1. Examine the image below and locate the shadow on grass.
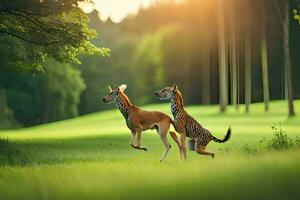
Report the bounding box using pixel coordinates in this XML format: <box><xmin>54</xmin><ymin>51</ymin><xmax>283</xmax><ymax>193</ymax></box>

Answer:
<box><xmin>0</xmin><ymin>138</ymin><xmax>29</xmax><ymax>165</ymax></box>
<box><xmin>0</xmin><ymin>135</ymin><xmax>137</xmax><ymax>166</ymax></box>
<box><xmin>0</xmin><ymin>134</ymin><xmax>166</xmax><ymax>166</ymax></box>
<box><xmin>2</xmin><ymin>125</ymin><xmax>299</xmax><ymax>167</ymax></box>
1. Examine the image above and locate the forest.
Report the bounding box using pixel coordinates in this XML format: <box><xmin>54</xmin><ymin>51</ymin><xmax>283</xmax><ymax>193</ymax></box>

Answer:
<box><xmin>0</xmin><ymin>0</ymin><xmax>299</xmax><ymax>128</ymax></box>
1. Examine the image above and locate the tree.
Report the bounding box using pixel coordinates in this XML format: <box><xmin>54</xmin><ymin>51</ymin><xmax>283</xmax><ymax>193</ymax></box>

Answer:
<box><xmin>78</xmin><ymin>12</ymin><xmax>139</xmax><ymax>114</ymax></box>
<box><xmin>42</xmin><ymin>60</ymin><xmax>86</xmax><ymax>122</ymax></box>
<box><xmin>0</xmin><ymin>59</ymin><xmax>86</xmax><ymax>126</ymax></box>
<box><xmin>198</xmin><ymin>1</ymin><xmax>213</xmax><ymax>105</ymax></box>
<box><xmin>217</xmin><ymin>0</ymin><xmax>228</xmax><ymax>112</ymax></box>
<box><xmin>244</xmin><ymin>0</ymin><xmax>252</xmax><ymax>113</ymax></box>
<box><xmin>0</xmin><ymin>0</ymin><xmax>108</xmax><ymax>72</ymax></box>
<box><xmin>132</xmin><ymin>26</ymin><xmax>176</xmax><ymax>104</ymax></box>
<box><xmin>283</xmin><ymin>0</ymin><xmax>295</xmax><ymax>116</ymax></box>
<box><xmin>261</xmin><ymin>0</ymin><xmax>270</xmax><ymax>112</ymax></box>
<box><xmin>228</xmin><ymin>0</ymin><xmax>238</xmax><ymax>109</ymax></box>
<box><xmin>200</xmin><ymin>49</ymin><xmax>211</xmax><ymax>104</ymax></box>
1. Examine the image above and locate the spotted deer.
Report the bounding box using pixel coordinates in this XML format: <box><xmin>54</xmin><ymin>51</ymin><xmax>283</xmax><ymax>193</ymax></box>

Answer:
<box><xmin>155</xmin><ymin>85</ymin><xmax>231</xmax><ymax>159</ymax></box>
<box><xmin>103</xmin><ymin>84</ymin><xmax>181</xmax><ymax>161</ymax></box>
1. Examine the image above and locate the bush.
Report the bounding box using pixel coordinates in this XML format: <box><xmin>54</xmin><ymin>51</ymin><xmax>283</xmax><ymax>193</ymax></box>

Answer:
<box><xmin>0</xmin><ymin>138</ymin><xmax>28</xmax><ymax>165</ymax></box>
<box><xmin>260</xmin><ymin>124</ymin><xmax>300</xmax><ymax>151</ymax></box>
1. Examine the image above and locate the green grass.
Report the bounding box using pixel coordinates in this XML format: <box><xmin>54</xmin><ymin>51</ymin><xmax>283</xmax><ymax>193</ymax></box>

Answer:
<box><xmin>0</xmin><ymin>100</ymin><xmax>300</xmax><ymax>200</ymax></box>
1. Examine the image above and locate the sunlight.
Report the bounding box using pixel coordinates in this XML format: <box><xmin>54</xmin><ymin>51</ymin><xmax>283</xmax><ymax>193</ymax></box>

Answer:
<box><xmin>80</xmin><ymin>0</ymin><xmax>156</xmax><ymax>23</ymax></box>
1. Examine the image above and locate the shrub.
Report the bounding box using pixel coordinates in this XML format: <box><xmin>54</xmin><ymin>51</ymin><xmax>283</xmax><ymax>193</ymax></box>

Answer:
<box><xmin>260</xmin><ymin>124</ymin><xmax>300</xmax><ymax>151</ymax></box>
<box><xmin>0</xmin><ymin>138</ymin><xmax>28</xmax><ymax>165</ymax></box>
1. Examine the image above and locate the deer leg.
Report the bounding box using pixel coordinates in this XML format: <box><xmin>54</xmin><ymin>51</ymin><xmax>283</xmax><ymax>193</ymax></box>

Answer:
<box><xmin>181</xmin><ymin>130</ymin><xmax>187</xmax><ymax>160</ymax></box>
<box><xmin>137</xmin><ymin>129</ymin><xmax>148</xmax><ymax>151</ymax></box>
<box><xmin>159</xmin><ymin>122</ymin><xmax>171</xmax><ymax>162</ymax></box>
<box><xmin>196</xmin><ymin>144</ymin><xmax>215</xmax><ymax>158</ymax></box>
<box><xmin>169</xmin><ymin>131</ymin><xmax>183</xmax><ymax>160</ymax></box>
<box><xmin>130</xmin><ymin>130</ymin><xmax>139</xmax><ymax>150</ymax></box>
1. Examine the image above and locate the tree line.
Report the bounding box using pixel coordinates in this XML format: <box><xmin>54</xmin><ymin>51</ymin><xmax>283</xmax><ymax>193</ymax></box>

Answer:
<box><xmin>0</xmin><ymin>0</ymin><xmax>299</xmax><ymax>128</ymax></box>
<box><xmin>80</xmin><ymin>0</ymin><xmax>299</xmax><ymax>115</ymax></box>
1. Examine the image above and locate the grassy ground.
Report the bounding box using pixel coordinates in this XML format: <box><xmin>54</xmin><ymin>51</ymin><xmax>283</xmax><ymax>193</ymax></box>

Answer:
<box><xmin>0</xmin><ymin>100</ymin><xmax>299</xmax><ymax>200</ymax></box>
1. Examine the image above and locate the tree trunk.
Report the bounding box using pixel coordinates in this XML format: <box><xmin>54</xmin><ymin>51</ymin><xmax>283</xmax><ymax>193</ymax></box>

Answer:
<box><xmin>229</xmin><ymin>0</ymin><xmax>238</xmax><ymax>109</ymax></box>
<box><xmin>261</xmin><ymin>0</ymin><xmax>270</xmax><ymax>112</ymax></box>
<box><xmin>200</xmin><ymin>50</ymin><xmax>211</xmax><ymax>104</ymax></box>
<box><xmin>217</xmin><ymin>0</ymin><xmax>228</xmax><ymax>112</ymax></box>
<box><xmin>245</xmin><ymin>6</ymin><xmax>251</xmax><ymax>113</ymax></box>
<box><xmin>236</xmin><ymin>28</ymin><xmax>240</xmax><ymax>111</ymax></box>
<box><xmin>236</xmin><ymin>0</ymin><xmax>240</xmax><ymax>111</ymax></box>
<box><xmin>284</xmin><ymin>0</ymin><xmax>295</xmax><ymax>116</ymax></box>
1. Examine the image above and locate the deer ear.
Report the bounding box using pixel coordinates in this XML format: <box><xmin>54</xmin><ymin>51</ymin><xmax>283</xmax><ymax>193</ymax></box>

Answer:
<box><xmin>173</xmin><ymin>84</ymin><xmax>178</xmax><ymax>92</ymax></box>
<box><xmin>115</xmin><ymin>84</ymin><xmax>119</xmax><ymax>91</ymax></box>
<box><xmin>108</xmin><ymin>85</ymin><xmax>112</xmax><ymax>92</ymax></box>
<box><xmin>119</xmin><ymin>84</ymin><xmax>127</xmax><ymax>92</ymax></box>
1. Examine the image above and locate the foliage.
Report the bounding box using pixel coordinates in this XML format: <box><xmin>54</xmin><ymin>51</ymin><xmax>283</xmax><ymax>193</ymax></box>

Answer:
<box><xmin>293</xmin><ymin>8</ymin><xmax>300</xmax><ymax>24</ymax></box>
<box><xmin>293</xmin><ymin>2</ymin><xmax>300</xmax><ymax>24</ymax></box>
<box><xmin>0</xmin><ymin>138</ymin><xmax>27</xmax><ymax>165</ymax></box>
<box><xmin>0</xmin><ymin>59</ymin><xmax>86</xmax><ymax>126</ymax></box>
<box><xmin>0</xmin><ymin>0</ymin><xmax>109</xmax><ymax>72</ymax></box>
<box><xmin>131</xmin><ymin>25</ymin><xmax>177</xmax><ymax>104</ymax></box>
<box><xmin>78</xmin><ymin>13</ymin><xmax>139</xmax><ymax>114</ymax></box>
<box><xmin>79</xmin><ymin>0</ymin><xmax>300</xmax><ymax>110</ymax></box>
<box><xmin>1</xmin><ymin>0</ymin><xmax>300</xmax><ymax>125</ymax></box>
<box><xmin>115</xmin><ymin>0</ymin><xmax>300</xmax><ymax>106</ymax></box>
<box><xmin>260</xmin><ymin>124</ymin><xmax>300</xmax><ymax>150</ymax></box>
<box><xmin>42</xmin><ymin>59</ymin><xmax>86</xmax><ymax>122</ymax></box>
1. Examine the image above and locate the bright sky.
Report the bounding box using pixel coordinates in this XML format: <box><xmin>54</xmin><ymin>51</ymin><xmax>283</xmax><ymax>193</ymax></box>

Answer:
<box><xmin>79</xmin><ymin>0</ymin><xmax>156</xmax><ymax>23</ymax></box>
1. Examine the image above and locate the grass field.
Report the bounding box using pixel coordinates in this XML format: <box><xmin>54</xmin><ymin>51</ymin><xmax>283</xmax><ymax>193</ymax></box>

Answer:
<box><xmin>0</xmin><ymin>100</ymin><xmax>300</xmax><ymax>200</ymax></box>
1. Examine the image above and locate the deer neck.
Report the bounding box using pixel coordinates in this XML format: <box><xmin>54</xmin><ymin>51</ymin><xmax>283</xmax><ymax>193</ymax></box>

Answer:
<box><xmin>170</xmin><ymin>91</ymin><xmax>184</xmax><ymax>118</ymax></box>
<box><xmin>116</xmin><ymin>92</ymin><xmax>133</xmax><ymax>119</ymax></box>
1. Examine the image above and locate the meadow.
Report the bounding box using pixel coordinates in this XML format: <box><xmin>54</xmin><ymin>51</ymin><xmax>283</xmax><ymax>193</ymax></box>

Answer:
<box><xmin>0</xmin><ymin>100</ymin><xmax>300</xmax><ymax>200</ymax></box>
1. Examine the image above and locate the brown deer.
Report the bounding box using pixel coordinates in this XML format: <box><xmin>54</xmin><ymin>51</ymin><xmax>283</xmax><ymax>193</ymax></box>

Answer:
<box><xmin>103</xmin><ymin>84</ymin><xmax>181</xmax><ymax>161</ymax></box>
